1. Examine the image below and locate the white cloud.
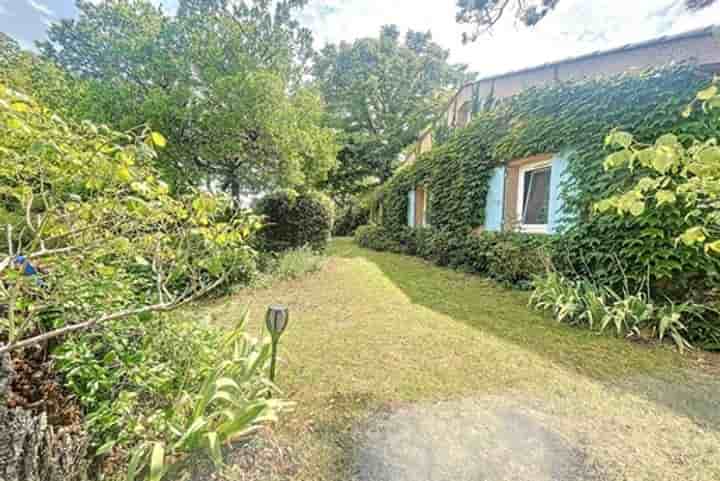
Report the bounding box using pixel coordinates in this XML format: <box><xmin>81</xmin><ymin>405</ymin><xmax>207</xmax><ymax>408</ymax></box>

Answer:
<box><xmin>300</xmin><ymin>0</ymin><xmax>720</xmax><ymax>78</ymax></box>
<box><xmin>27</xmin><ymin>0</ymin><xmax>54</xmax><ymax>17</ymax></box>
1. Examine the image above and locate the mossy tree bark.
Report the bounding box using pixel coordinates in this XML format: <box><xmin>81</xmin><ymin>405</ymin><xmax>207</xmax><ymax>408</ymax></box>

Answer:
<box><xmin>0</xmin><ymin>354</ymin><xmax>89</xmax><ymax>481</ymax></box>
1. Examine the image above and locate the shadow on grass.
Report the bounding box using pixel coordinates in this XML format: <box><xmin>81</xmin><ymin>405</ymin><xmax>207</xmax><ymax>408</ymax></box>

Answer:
<box><xmin>331</xmin><ymin>238</ymin><xmax>720</xmax><ymax>430</ymax></box>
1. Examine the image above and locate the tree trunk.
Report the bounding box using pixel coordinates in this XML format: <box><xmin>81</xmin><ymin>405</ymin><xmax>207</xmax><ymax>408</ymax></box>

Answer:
<box><xmin>0</xmin><ymin>353</ymin><xmax>90</xmax><ymax>481</ymax></box>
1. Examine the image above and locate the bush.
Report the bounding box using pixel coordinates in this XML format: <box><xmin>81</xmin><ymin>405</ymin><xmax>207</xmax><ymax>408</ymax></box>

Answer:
<box><xmin>355</xmin><ymin>224</ymin><xmax>400</xmax><ymax>252</ymax></box>
<box><xmin>255</xmin><ymin>189</ymin><xmax>335</xmax><ymax>251</ymax></box>
<box><xmin>355</xmin><ymin>224</ymin><xmax>551</xmax><ymax>287</ymax></box>
<box><xmin>258</xmin><ymin>246</ymin><xmax>326</xmax><ymax>282</ymax></box>
<box><xmin>334</xmin><ymin>198</ymin><xmax>370</xmax><ymax>237</ymax></box>
<box><xmin>530</xmin><ymin>272</ymin><xmax>720</xmax><ymax>351</ymax></box>
<box><xmin>54</xmin><ymin>310</ymin><xmax>290</xmax><ymax>477</ymax></box>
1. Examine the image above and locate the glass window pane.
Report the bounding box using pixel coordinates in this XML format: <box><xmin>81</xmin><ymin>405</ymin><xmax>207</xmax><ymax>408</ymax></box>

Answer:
<box><xmin>522</xmin><ymin>167</ymin><xmax>551</xmax><ymax>225</ymax></box>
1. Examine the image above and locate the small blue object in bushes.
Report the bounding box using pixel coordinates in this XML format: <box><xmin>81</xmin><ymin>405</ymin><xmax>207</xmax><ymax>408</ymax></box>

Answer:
<box><xmin>14</xmin><ymin>255</ymin><xmax>46</xmax><ymax>286</ymax></box>
<box><xmin>14</xmin><ymin>256</ymin><xmax>39</xmax><ymax>276</ymax></box>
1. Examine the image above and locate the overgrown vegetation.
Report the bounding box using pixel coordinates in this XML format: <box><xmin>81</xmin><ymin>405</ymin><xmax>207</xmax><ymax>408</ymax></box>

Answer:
<box><xmin>258</xmin><ymin>246</ymin><xmax>327</xmax><ymax>283</ymax></box>
<box><xmin>358</xmin><ymin>65</ymin><xmax>720</xmax><ymax>350</ymax></box>
<box><xmin>255</xmin><ymin>189</ymin><xmax>335</xmax><ymax>252</ymax></box>
<box><xmin>0</xmin><ymin>84</ymin><xmax>291</xmax><ymax>480</ymax></box>
<box><xmin>530</xmin><ymin>273</ymin><xmax>718</xmax><ymax>351</ymax></box>
<box><xmin>33</xmin><ymin>0</ymin><xmax>338</xmax><ymax>198</ymax></box>
<box><xmin>355</xmin><ymin>225</ymin><xmax>549</xmax><ymax>287</ymax></box>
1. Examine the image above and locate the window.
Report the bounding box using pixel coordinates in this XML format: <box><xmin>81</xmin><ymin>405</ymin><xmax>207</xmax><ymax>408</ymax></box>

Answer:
<box><xmin>517</xmin><ymin>160</ymin><xmax>552</xmax><ymax>233</ymax></box>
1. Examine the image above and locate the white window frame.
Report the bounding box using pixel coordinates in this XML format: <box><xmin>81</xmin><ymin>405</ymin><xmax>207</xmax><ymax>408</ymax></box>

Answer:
<box><xmin>517</xmin><ymin>159</ymin><xmax>552</xmax><ymax>234</ymax></box>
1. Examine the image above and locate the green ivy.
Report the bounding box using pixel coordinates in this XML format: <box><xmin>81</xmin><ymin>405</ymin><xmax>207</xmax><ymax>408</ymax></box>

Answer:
<box><xmin>371</xmin><ymin>65</ymin><xmax>719</xmax><ymax>293</ymax></box>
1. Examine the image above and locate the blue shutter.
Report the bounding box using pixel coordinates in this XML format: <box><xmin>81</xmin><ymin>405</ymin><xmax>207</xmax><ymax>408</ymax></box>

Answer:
<box><xmin>484</xmin><ymin>167</ymin><xmax>505</xmax><ymax>232</ymax></box>
<box><xmin>407</xmin><ymin>190</ymin><xmax>416</xmax><ymax>227</ymax></box>
<box><xmin>548</xmin><ymin>153</ymin><xmax>569</xmax><ymax>234</ymax></box>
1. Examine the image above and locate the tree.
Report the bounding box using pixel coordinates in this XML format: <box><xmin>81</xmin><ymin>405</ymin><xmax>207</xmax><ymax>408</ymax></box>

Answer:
<box><xmin>0</xmin><ymin>33</ymin><xmax>81</xmax><ymax>116</ymax></box>
<box><xmin>314</xmin><ymin>25</ymin><xmax>474</xmax><ymax>198</ymax></box>
<box><xmin>456</xmin><ymin>0</ymin><xmax>718</xmax><ymax>42</ymax></box>
<box><xmin>38</xmin><ymin>0</ymin><xmax>337</xmax><ymax>200</ymax></box>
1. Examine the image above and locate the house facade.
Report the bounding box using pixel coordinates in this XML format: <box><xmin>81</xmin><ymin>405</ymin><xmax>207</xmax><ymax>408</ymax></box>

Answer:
<box><xmin>404</xmin><ymin>26</ymin><xmax>720</xmax><ymax>235</ymax></box>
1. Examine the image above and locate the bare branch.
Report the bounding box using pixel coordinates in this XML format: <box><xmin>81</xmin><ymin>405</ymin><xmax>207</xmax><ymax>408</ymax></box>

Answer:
<box><xmin>0</xmin><ymin>270</ymin><xmax>230</xmax><ymax>355</ymax></box>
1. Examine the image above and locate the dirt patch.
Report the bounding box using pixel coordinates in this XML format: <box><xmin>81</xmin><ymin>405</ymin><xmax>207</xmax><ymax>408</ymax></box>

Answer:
<box><xmin>354</xmin><ymin>398</ymin><xmax>606</xmax><ymax>481</ymax></box>
<box><xmin>189</xmin><ymin>428</ymin><xmax>301</xmax><ymax>481</ymax></box>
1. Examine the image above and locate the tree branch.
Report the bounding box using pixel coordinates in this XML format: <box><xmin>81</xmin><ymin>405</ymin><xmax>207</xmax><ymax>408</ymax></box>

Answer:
<box><xmin>0</xmin><ymin>271</ymin><xmax>229</xmax><ymax>355</ymax></box>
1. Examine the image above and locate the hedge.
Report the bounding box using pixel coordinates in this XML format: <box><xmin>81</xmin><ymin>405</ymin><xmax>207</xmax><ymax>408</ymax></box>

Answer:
<box><xmin>255</xmin><ymin>189</ymin><xmax>335</xmax><ymax>251</ymax></box>
<box><xmin>355</xmin><ymin>224</ymin><xmax>552</xmax><ymax>288</ymax></box>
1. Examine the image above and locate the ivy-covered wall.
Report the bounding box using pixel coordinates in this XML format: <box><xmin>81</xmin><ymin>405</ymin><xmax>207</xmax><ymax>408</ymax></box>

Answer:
<box><xmin>372</xmin><ymin>65</ymin><xmax>719</xmax><ymax>289</ymax></box>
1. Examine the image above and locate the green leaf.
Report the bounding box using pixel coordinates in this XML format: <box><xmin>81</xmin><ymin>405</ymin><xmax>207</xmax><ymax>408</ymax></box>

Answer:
<box><xmin>655</xmin><ymin>133</ymin><xmax>679</xmax><ymax>147</ymax></box>
<box><xmin>604</xmin><ymin>150</ymin><xmax>631</xmax><ymax>170</ymax></box>
<box><xmin>655</xmin><ymin>190</ymin><xmax>676</xmax><ymax>206</ymax></box>
<box><xmin>679</xmin><ymin>227</ymin><xmax>706</xmax><ymax>246</ymax></box>
<box><xmin>705</xmin><ymin>240</ymin><xmax>720</xmax><ymax>254</ymax></box>
<box><xmin>605</xmin><ymin>131</ymin><xmax>633</xmax><ymax>148</ymax></box>
<box><xmin>206</xmin><ymin>432</ymin><xmax>223</xmax><ymax>467</ymax></box>
<box><xmin>652</xmin><ymin>146</ymin><xmax>677</xmax><ymax>174</ymax></box>
<box><xmin>149</xmin><ymin>442</ymin><xmax>165</xmax><ymax>481</ymax></box>
<box><xmin>96</xmin><ymin>440</ymin><xmax>116</xmax><ymax>456</ymax></box>
<box><xmin>10</xmin><ymin>101</ymin><xmax>31</xmax><ymax>113</ymax></box>
<box><xmin>126</xmin><ymin>443</ymin><xmax>147</xmax><ymax>481</ymax></box>
<box><xmin>150</xmin><ymin>132</ymin><xmax>167</xmax><ymax>149</ymax></box>
<box><xmin>697</xmin><ymin>85</ymin><xmax>718</xmax><ymax>101</ymax></box>
<box><xmin>629</xmin><ymin>201</ymin><xmax>645</xmax><ymax>217</ymax></box>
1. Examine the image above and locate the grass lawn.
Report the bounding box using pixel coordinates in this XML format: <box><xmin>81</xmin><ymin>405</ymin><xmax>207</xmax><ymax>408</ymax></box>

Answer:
<box><xmin>198</xmin><ymin>238</ymin><xmax>720</xmax><ymax>481</ymax></box>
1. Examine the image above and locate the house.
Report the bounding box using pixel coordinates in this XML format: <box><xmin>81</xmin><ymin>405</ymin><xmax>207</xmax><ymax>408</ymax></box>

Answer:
<box><xmin>404</xmin><ymin>26</ymin><xmax>720</xmax><ymax>234</ymax></box>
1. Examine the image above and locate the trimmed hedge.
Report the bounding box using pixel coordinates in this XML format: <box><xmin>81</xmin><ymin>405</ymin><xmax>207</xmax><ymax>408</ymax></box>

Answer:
<box><xmin>355</xmin><ymin>224</ymin><xmax>552</xmax><ymax>288</ymax></box>
<box><xmin>255</xmin><ymin>189</ymin><xmax>335</xmax><ymax>251</ymax></box>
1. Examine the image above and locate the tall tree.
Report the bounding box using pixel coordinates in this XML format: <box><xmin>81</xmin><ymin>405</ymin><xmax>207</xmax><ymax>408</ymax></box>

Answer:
<box><xmin>38</xmin><ymin>0</ymin><xmax>336</xmax><ymax>200</ymax></box>
<box><xmin>314</xmin><ymin>25</ymin><xmax>474</xmax><ymax>196</ymax></box>
<box><xmin>456</xmin><ymin>0</ymin><xmax>718</xmax><ymax>42</ymax></box>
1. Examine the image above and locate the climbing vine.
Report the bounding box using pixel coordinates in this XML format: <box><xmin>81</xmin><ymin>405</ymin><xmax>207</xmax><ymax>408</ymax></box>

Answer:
<box><xmin>371</xmin><ymin>65</ymin><xmax>719</xmax><ymax>292</ymax></box>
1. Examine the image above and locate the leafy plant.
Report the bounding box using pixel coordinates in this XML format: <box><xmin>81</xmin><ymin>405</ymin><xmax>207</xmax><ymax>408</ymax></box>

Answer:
<box><xmin>0</xmin><ymin>85</ymin><xmax>262</xmax><ymax>353</ymax></box>
<box><xmin>370</xmin><ymin>65</ymin><xmax>717</xmax><ymax>297</ymax></box>
<box><xmin>124</xmin><ymin>310</ymin><xmax>292</xmax><ymax>481</ymax></box>
<box><xmin>530</xmin><ymin>273</ymin><xmax>714</xmax><ymax>352</ymax></box>
<box><xmin>255</xmin><ymin>189</ymin><xmax>335</xmax><ymax>252</ymax></box>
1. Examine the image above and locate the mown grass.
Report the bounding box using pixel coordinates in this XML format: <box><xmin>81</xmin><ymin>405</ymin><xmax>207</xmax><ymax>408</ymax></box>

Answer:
<box><xmin>199</xmin><ymin>238</ymin><xmax>720</xmax><ymax>481</ymax></box>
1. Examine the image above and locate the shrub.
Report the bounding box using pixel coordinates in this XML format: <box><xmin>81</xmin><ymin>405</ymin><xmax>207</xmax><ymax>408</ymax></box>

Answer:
<box><xmin>256</xmin><ymin>189</ymin><xmax>335</xmax><ymax>251</ymax></box>
<box><xmin>530</xmin><ymin>272</ymin><xmax>719</xmax><ymax>351</ymax></box>
<box><xmin>354</xmin><ymin>224</ymin><xmax>400</xmax><ymax>252</ymax></box>
<box><xmin>355</xmin><ymin>224</ymin><xmax>552</xmax><ymax>287</ymax></box>
<box><xmin>259</xmin><ymin>246</ymin><xmax>326</xmax><ymax>282</ymax></box>
<box><xmin>125</xmin><ymin>310</ymin><xmax>291</xmax><ymax>480</ymax></box>
<box><xmin>55</xmin><ymin>310</ymin><xmax>291</xmax><ymax>479</ymax></box>
<box><xmin>334</xmin><ymin>198</ymin><xmax>370</xmax><ymax>236</ymax></box>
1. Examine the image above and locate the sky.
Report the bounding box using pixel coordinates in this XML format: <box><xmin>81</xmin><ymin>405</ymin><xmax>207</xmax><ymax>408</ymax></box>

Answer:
<box><xmin>1</xmin><ymin>0</ymin><xmax>719</xmax><ymax>78</ymax></box>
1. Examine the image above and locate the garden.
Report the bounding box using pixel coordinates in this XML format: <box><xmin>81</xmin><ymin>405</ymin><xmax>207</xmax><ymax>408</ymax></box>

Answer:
<box><xmin>1</xmin><ymin>1</ymin><xmax>720</xmax><ymax>481</ymax></box>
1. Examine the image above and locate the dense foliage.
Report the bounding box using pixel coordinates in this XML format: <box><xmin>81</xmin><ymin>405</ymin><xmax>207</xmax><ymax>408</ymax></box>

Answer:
<box><xmin>355</xmin><ymin>225</ymin><xmax>549</xmax><ymax>287</ymax></box>
<box><xmin>255</xmin><ymin>190</ymin><xmax>335</xmax><ymax>251</ymax></box>
<box><xmin>333</xmin><ymin>197</ymin><xmax>370</xmax><ymax>237</ymax></box>
<box><xmin>38</xmin><ymin>0</ymin><xmax>337</xmax><ymax>198</ymax></box>
<box><xmin>369</xmin><ymin>66</ymin><xmax>718</xmax><ymax>294</ymax></box>
<box><xmin>531</xmin><ymin>273</ymin><xmax>719</xmax><ymax>351</ymax></box>
<box><xmin>0</xmin><ymin>85</ymin><xmax>286</xmax><ymax>480</ymax></box>
<box><xmin>314</xmin><ymin>25</ymin><xmax>473</xmax><ymax>200</ymax></box>
<box><xmin>597</xmin><ymin>81</ymin><xmax>720</xmax><ymax>256</ymax></box>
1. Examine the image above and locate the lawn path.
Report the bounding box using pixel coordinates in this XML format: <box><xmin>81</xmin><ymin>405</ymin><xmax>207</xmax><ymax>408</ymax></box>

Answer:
<box><xmin>202</xmin><ymin>239</ymin><xmax>720</xmax><ymax>481</ymax></box>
